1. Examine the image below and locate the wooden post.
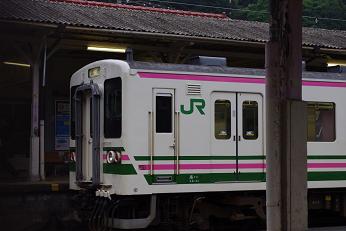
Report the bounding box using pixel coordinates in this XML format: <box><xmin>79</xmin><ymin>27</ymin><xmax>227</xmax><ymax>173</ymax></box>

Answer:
<box><xmin>266</xmin><ymin>0</ymin><xmax>307</xmax><ymax>230</ymax></box>
<box><xmin>29</xmin><ymin>52</ymin><xmax>41</xmax><ymax>181</ymax></box>
<box><xmin>29</xmin><ymin>41</ymin><xmax>45</xmax><ymax>181</ymax></box>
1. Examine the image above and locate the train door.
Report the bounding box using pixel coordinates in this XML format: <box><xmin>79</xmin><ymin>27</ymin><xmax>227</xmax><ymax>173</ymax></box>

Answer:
<box><xmin>74</xmin><ymin>84</ymin><xmax>101</xmax><ymax>186</ymax></box>
<box><xmin>211</xmin><ymin>92</ymin><xmax>237</xmax><ymax>162</ymax></box>
<box><xmin>82</xmin><ymin>93</ymin><xmax>93</xmax><ymax>182</ymax></box>
<box><xmin>211</xmin><ymin>92</ymin><xmax>264</xmax><ymax>181</ymax></box>
<box><xmin>152</xmin><ymin>89</ymin><xmax>176</xmax><ymax>183</ymax></box>
<box><xmin>237</xmin><ymin>93</ymin><xmax>264</xmax><ymax>181</ymax></box>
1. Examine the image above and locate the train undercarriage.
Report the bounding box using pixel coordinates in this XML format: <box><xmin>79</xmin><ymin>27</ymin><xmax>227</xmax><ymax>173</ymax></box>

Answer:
<box><xmin>74</xmin><ymin>189</ymin><xmax>346</xmax><ymax>231</ymax></box>
<box><xmin>75</xmin><ymin>190</ymin><xmax>266</xmax><ymax>231</ymax></box>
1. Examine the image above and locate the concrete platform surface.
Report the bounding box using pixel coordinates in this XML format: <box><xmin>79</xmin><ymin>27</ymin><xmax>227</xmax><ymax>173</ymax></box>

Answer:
<box><xmin>0</xmin><ymin>178</ymin><xmax>69</xmax><ymax>193</ymax></box>
<box><xmin>309</xmin><ymin>227</ymin><xmax>346</xmax><ymax>230</ymax></box>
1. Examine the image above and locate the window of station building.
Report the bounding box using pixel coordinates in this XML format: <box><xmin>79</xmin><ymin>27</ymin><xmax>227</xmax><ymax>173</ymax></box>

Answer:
<box><xmin>156</xmin><ymin>95</ymin><xmax>172</xmax><ymax>133</ymax></box>
<box><xmin>307</xmin><ymin>102</ymin><xmax>335</xmax><ymax>142</ymax></box>
<box><xmin>243</xmin><ymin>101</ymin><xmax>258</xmax><ymax>140</ymax></box>
<box><xmin>215</xmin><ymin>100</ymin><xmax>231</xmax><ymax>139</ymax></box>
<box><xmin>104</xmin><ymin>78</ymin><xmax>122</xmax><ymax>138</ymax></box>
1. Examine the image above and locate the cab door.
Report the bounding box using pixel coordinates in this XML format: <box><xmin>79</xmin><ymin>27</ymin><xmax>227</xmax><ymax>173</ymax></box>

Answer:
<box><xmin>82</xmin><ymin>93</ymin><xmax>93</xmax><ymax>182</ymax></box>
<box><xmin>237</xmin><ymin>93</ymin><xmax>264</xmax><ymax>181</ymax></box>
<box><xmin>74</xmin><ymin>83</ymin><xmax>101</xmax><ymax>186</ymax></box>
<box><xmin>152</xmin><ymin>89</ymin><xmax>176</xmax><ymax>182</ymax></box>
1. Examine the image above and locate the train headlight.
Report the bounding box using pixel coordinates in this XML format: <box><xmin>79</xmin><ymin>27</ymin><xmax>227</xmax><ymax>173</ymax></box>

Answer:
<box><xmin>107</xmin><ymin>151</ymin><xmax>121</xmax><ymax>164</ymax></box>
<box><xmin>70</xmin><ymin>152</ymin><xmax>76</xmax><ymax>162</ymax></box>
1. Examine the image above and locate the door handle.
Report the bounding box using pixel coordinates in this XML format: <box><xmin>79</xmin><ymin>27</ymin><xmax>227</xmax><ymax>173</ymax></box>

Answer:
<box><xmin>233</xmin><ymin>136</ymin><xmax>241</xmax><ymax>141</ymax></box>
<box><xmin>169</xmin><ymin>143</ymin><xmax>176</xmax><ymax>149</ymax></box>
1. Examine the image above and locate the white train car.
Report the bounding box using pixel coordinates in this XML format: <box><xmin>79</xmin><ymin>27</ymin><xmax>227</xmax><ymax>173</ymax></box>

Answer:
<box><xmin>69</xmin><ymin>59</ymin><xmax>346</xmax><ymax>230</ymax></box>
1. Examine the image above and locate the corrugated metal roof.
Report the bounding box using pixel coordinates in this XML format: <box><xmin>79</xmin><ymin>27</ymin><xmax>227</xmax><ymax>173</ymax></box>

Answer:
<box><xmin>0</xmin><ymin>0</ymin><xmax>345</xmax><ymax>49</ymax></box>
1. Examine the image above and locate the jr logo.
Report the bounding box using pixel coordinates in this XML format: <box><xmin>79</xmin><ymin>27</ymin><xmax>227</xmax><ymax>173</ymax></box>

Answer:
<box><xmin>180</xmin><ymin>98</ymin><xmax>205</xmax><ymax>115</ymax></box>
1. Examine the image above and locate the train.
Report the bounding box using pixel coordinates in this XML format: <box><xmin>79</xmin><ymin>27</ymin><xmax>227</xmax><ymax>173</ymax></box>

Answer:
<box><xmin>69</xmin><ymin>59</ymin><xmax>346</xmax><ymax>230</ymax></box>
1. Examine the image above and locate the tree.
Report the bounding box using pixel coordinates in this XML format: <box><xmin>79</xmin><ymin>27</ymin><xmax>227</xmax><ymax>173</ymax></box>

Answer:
<box><xmin>237</xmin><ymin>0</ymin><xmax>346</xmax><ymax>30</ymax></box>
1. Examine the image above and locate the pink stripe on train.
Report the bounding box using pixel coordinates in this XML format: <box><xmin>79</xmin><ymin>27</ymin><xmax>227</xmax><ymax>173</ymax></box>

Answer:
<box><xmin>121</xmin><ymin>154</ymin><xmax>130</xmax><ymax>161</ymax></box>
<box><xmin>139</xmin><ymin>163</ymin><xmax>264</xmax><ymax>170</ymax></box>
<box><xmin>308</xmin><ymin>163</ymin><xmax>346</xmax><ymax>168</ymax></box>
<box><xmin>139</xmin><ymin>72</ymin><xmax>346</xmax><ymax>88</ymax></box>
<box><xmin>139</xmin><ymin>72</ymin><xmax>264</xmax><ymax>84</ymax></box>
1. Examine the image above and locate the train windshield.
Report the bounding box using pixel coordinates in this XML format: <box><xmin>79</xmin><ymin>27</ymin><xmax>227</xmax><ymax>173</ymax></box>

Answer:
<box><xmin>104</xmin><ymin>78</ymin><xmax>122</xmax><ymax>138</ymax></box>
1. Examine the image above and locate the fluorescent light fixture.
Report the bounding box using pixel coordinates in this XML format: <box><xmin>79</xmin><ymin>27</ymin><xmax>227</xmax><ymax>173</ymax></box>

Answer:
<box><xmin>327</xmin><ymin>60</ymin><xmax>346</xmax><ymax>67</ymax></box>
<box><xmin>3</xmin><ymin>61</ymin><xmax>31</xmax><ymax>68</ymax></box>
<box><xmin>87</xmin><ymin>46</ymin><xmax>127</xmax><ymax>53</ymax></box>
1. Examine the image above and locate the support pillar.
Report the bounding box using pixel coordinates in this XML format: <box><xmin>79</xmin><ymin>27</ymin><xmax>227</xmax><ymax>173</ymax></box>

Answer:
<box><xmin>29</xmin><ymin>56</ymin><xmax>41</xmax><ymax>181</ymax></box>
<box><xmin>266</xmin><ymin>0</ymin><xmax>307</xmax><ymax>230</ymax></box>
<box><xmin>29</xmin><ymin>39</ymin><xmax>47</xmax><ymax>181</ymax></box>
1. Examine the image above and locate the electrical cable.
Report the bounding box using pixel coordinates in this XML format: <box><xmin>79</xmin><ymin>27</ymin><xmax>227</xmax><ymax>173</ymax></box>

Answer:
<box><xmin>126</xmin><ymin>0</ymin><xmax>346</xmax><ymax>24</ymax></box>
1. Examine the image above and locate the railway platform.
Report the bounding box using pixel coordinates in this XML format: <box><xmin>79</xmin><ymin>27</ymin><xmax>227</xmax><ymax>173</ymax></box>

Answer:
<box><xmin>0</xmin><ymin>178</ymin><xmax>69</xmax><ymax>193</ymax></box>
<box><xmin>0</xmin><ymin>177</ymin><xmax>81</xmax><ymax>231</ymax></box>
<box><xmin>309</xmin><ymin>227</ymin><xmax>346</xmax><ymax>230</ymax></box>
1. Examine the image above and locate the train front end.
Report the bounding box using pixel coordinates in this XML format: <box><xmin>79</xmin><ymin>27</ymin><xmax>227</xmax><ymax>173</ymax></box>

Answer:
<box><xmin>68</xmin><ymin>60</ymin><xmax>156</xmax><ymax>230</ymax></box>
<box><xmin>69</xmin><ymin>60</ymin><xmax>121</xmax><ymax>191</ymax></box>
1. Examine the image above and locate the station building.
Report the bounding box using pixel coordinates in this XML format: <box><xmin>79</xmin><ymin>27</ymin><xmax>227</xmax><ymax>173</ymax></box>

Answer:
<box><xmin>0</xmin><ymin>0</ymin><xmax>345</xmax><ymax>182</ymax></box>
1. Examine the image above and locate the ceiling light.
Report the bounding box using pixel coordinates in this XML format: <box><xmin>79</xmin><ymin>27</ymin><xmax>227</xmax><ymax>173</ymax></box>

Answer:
<box><xmin>327</xmin><ymin>60</ymin><xmax>346</xmax><ymax>67</ymax></box>
<box><xmin>87</xmin><ymin>46</ymin><xmax>127</xmax><ymax>53</ymax></box>
<box><xmin>3</xmin><ymin>61</ymin><xmax>31</xmax><ymax>68</ymax></box>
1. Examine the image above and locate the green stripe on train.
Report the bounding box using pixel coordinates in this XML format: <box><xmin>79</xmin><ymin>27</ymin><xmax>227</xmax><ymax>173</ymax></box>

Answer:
<box><xmin>145</xmin><ymin>172</ymin><xmax>265</xmax><ymax>184</ymax></box>
<box><xmin>103</xmin><ymin>163</ymin><xmax>137</xmax><ymax>175</ymax></box>
<box><xmin>308</xmin><ymin>155</ymin><xmax>346</xmax><ymax>159</ymax></box>
<box><xmin>308</xmin><ymin>171</ymin><xmax>346</xmax><ymax>181</ymax></box>
<box><xmin>69</xmin><ymin>163</ymin><xmax>136</xmax><ymax>175</ymax></box>
<box><xmin>144</xmin><ymin>171</ymin><xmax>346</xmax><ymax>184</ymax></box>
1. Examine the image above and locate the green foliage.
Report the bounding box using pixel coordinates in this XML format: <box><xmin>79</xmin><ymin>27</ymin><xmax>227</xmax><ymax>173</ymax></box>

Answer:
<box><xmin>302</xmin><ymin>0</ymin><xmax>346</xmax><ymax>30</ymax></box>
<box><xmin>231</xmin><ymin>0</ymin><xmax>346</xmax><ymax>30</ymax></box>
<box><xmin>243</xmin><ymin>0</ymin><xmax>269</xmax><ymax>22</ymax></box>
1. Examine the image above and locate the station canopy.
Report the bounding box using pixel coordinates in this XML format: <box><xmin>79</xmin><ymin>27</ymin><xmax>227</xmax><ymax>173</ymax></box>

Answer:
<box><xmin>0</xmin><ymin>0</ymin><xmax>345</xmax><ymax>51</ymax></box>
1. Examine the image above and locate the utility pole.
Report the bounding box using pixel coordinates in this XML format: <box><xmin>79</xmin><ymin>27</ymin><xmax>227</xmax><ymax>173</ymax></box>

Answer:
<box><xmin>266</xmin><ymin>0</ymin><xmax>307</xmax><ymax>230</ymax></box>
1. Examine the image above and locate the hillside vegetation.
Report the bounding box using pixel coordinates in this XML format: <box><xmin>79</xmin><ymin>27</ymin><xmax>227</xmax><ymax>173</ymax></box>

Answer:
<box><xmin>231</xmin><ymin>0</ymin><xmax>346</xmax><ymax>30</ymax></box>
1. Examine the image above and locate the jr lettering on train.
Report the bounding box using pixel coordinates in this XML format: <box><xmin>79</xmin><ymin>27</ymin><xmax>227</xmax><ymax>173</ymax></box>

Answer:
<box><xmin>180</xmin><ymin>98</ymin><xmax>205</xmax><ymax>115</ymax></box>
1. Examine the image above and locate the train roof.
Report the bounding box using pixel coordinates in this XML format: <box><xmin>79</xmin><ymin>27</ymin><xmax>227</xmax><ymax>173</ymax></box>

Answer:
<box><xmin>130</xmin><ymin>61</ymin><xmax>346</xmax><ymax>82</ymax></box>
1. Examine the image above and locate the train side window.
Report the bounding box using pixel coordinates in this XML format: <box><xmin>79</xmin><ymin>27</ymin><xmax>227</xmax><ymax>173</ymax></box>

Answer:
<box><xmin>243</xmin><ymin>101</ymin><xmax>258</xmax><ymax>140</ymax></box>
<box><xmin>215</xmin><ymin>100</ymin><xmax>231</xmax><ymax>139</ymax></box>
<box><xmin>104</xmin><ymin>78</ymin><xmax>122</xmax><ymax>138</ymax></box>
<box><xmin>156</xmin><ymin>95</ymin><xmax>172</xmax><ymax>133</ymax></box>
<box><xmin>307</xmin><ymin>102</ymin><xmax>335</xmax><ymax>142</ymax></box>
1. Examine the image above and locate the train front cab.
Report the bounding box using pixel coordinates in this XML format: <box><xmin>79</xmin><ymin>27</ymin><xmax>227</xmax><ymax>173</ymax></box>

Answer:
<box><xmin>69</xmin><ymin>62</ymin><xmax>157</xmax><ymax>230</ymax></box>
<box><xmin>69</xmin><ymin>63</ymin><xmax>123</xmax><ymax>189</ymax></box>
